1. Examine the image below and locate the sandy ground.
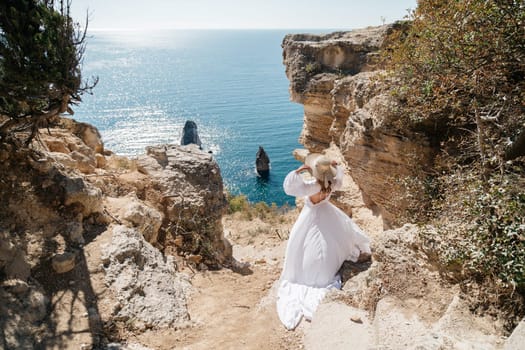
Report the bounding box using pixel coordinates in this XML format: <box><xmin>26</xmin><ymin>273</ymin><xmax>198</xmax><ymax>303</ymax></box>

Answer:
<box><xmin>127</xmin><ymin>211</ymin><xmax>305</xmax><ymax>350</ymax></box>
<box><xmin>35</xmin><ymin>208</ymin><xmax>306</xmax><ymax>349</ymax></box>
<box><xmin>41</xmin><ymin>205</ymin><xmax>508</xmax><ymax>350</ymax></box>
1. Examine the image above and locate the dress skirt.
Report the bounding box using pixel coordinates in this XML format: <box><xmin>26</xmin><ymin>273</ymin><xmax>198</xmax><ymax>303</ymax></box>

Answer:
<box><xmin>277</xmin><ymin>169</ymin><xmax>371</xmax><ymax>330</ymax></box>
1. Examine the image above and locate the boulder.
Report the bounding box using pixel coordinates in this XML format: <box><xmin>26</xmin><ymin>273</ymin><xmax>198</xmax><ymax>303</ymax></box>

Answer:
<box><xmin>106</xmin><ymin>195</ymin><xmax>163</xmax><ymax>245</ymax></box>
<box><xmin>60</xmin><ymin>175</ymin><xmax>103</xmax><ymax>216</ymax></box>
<box><xmin>504</xmin><ymin>318</ymin><xmax>525</xmax><ymax>350</ymax></box>
<box><xmin>136</xmin><ymin>144</ymin><xmax>230</xmax><ymax>266</ymax></box>
<box><xmin>56</xmin><ymin>117</ymin><xmax>105</xmax><ymax>154</ymax></box>
<box><xmin>101</xmin><ymin>225</ymin><xmax>191</xmax><ymax>330</ymax></box>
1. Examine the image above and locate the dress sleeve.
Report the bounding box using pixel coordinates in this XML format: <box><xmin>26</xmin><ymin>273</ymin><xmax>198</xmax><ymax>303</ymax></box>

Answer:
<box><xmin>332</xmin><ymin>165</ymin><xmax>345</xmax><ymax>191</ymax></box>
<box><xmin>283</xmin><ymin>170</ymin><xmax>321</xmax><ymax>198</ymax></box>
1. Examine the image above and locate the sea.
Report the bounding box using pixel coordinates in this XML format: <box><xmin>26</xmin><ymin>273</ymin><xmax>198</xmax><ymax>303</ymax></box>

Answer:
<box><xmin>74</xmin><ymin>29</ymin><xmax>328</xmax><ymax>206</ymax></box>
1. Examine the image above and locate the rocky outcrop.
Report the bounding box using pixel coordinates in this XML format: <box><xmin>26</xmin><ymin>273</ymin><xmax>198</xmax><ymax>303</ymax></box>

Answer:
<box><xmin>105</xmin><ymin>195</ymin><xmax>163</xmax><ymax>245</ymax></box>
<box><xmin>37</xmin><ymin>117</ymin><xmax>105</xmax><ymax>174</ymax></box>
<box><xmin>0</xmin><ymin>116</ymin><xmax>231</xmax><ymax>347</ymax></box>
<box><xmin>101</xmin><ymin>225</ymin><xmax>191</xmax><ymax>330</ymax></box>
<box><xmin>0</xmin><ymin>138</ymin><xmax>106</xmax><ymax>278</ymax></box>
<box><xmin>282</xmin><ymin>24</ymin><xmax>434</xmax><ymax>226</ymax></box>
<box><xmin>282</xmin><ymin>26</ymin><xmax>396</xmax><ymax>100</ymax></box>
<box><xmin>0</xmin><ymin>126</ymin><xmax>108</xmax><ymax>348</ymax></box>
<box><xmin>304</xmin><ymin>224</ymin><xmax>506</xmax><ymax>350</ymax></box>
<box><xmin>136</xmin><ymin>144</ymin><xmax>231</xmax><ymax>267</ymax></box>
<box><xmin>283</xmin><ymin>25</ymin><xmax>521</xmax><ymax>348</ymax></box>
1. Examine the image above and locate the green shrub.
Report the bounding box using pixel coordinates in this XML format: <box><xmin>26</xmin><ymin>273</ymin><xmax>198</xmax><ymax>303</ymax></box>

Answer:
<box><xmin>253</xmin><ymin>201</ymin><xmax>270</xmax><ymax>219</ymax></box>
<box><xmin>385</xmin><ymin>0</ymin><xmax>525</xmax><ymax>165</ymax></box>
<box><xmin>382</xmin><ymin>0</ymin><xmax>525</xmax><ymax>328</ymax></box>
<box><xmin>305</xmin><ymin>62</ymin><xmax>320</xmax><ymax>74</ymax></box>
<box><xmin>408</xmin><ymin>168</ymin><xmax>525</xmax><ymax>329</ymax></box>
<box><xmin>466</xmin><ymin>176</ymin><xmax>525</xmax><ymax>288</ymax></box>
<box><xmin>227</xmin><ymin>194</ymin><xmax>249</xmax><ymax>214</ymax></box>
<box><xmin>226</xmin><ymin>193</ymin><xmax>287</xmax><ymax>222</ymax></box>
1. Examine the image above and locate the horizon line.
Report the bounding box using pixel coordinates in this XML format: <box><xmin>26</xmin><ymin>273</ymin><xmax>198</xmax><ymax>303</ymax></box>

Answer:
<box><xmin>86</xmin><ymin>26</ymin><xmax>371</xmax><ymax>32</ymax></box>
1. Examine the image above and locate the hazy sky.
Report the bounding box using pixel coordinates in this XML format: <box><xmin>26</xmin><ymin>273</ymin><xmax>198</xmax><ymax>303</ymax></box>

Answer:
<box><xmin>70</xmin><ymin>0</ymin><xmax>417</xmax><ymax>30</ymax></box>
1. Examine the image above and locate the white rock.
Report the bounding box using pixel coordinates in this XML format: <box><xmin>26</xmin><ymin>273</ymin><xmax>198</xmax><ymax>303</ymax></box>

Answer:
<box><xmin>101</xmin><ymin>225</ymin><xmax>191</xmax><ymax>329</ymax></box>
<box><xmin>305</xmin><ymin>301</ymin><xmax>371</xmax><ymax>350</ymax></box>
<box><xmin>504</xmin><ymin>318</ymin><xmax>525</xmax><ymax>350</ymax></box>
<box><xmin>122</xmin><ymin>199</ymin><xmax>162</xmax><ymax>244</ymax></box>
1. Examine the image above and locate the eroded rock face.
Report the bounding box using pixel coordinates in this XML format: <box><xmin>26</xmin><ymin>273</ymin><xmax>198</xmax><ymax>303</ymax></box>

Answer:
<box><xmin>101</xmin><ymin>225</ymin><xmax>191</xmax><ymax>330</ymax></box>
<box><xmin>282</xmin><ymin>24</ymin><xmax>434</xmax><ymax>226</ymax></box>
<box><xmin>105</xmin><ymin>195</ymin><xmax>163</xmax><ymax>245</ymax></box>
<box><xmin>0</xmin><ymin>141</ymin><xmax>106</xmax><ymax>348</ymax></box>
<box><xmin>136</xmin><ymin>144</ymin><xmax>231</xmax><ymax>266</ymax></box>
<box><xmin>0</xmin><ymin>117</ymin><xmax>230</xmax><ymax>346</ymax></box>
<box><xmin>282</xmin><ymin>26</ymin><xmax>395</xmax><ymax>101</ymax></box>
<box><xmin>310</xmin><ymin>224</ymin><xmax>506</xmax><ymax>350</ymax></box>
<box><xmin>37</xmin><ymin>117</ymin><xmax>105</xmax><ymax>175</ymax></box>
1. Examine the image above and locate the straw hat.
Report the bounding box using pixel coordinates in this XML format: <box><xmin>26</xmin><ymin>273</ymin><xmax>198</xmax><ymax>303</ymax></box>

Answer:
<box><xmin>304</xmin><ymin>153</ymin><xmax>337</xmax><ymax>188</ymax></box>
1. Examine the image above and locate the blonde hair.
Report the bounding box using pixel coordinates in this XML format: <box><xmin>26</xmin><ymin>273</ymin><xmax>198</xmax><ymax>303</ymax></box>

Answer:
<box><xmin>318</xmin><ymin>179</ymin><xmax>332</xmax><ymax>194</ymax></box>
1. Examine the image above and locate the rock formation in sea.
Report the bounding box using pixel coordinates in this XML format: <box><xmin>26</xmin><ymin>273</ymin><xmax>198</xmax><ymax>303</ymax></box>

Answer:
<box><xmin>255</xmin><ymin>145</ymin><xmax>270</xmax><ymax>177</ymax></box>
<box><xmin>180</xmin><ymin>120</ymin><xmax>202</xmax><ymax>149</ymax></box>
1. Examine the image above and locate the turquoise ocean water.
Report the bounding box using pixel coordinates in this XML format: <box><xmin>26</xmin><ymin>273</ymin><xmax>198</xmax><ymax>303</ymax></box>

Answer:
<box><xmin>74</xmin><ymin>30</ymin><xmax>319</xmax><ymax>206</ymax></box>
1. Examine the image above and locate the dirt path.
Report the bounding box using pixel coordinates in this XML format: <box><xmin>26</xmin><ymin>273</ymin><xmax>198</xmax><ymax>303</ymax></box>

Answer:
<box><xmin>130</xmin><ymin>213</ymin><xmax>304</xmax><ymax>350</ymax></box>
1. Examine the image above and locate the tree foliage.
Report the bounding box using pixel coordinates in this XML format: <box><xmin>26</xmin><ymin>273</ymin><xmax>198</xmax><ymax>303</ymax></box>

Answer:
<box><xmin>387</xmin><ymin>0</ymin><xmax>525</xmax><ymax>165</ymax></box>
<box><xmin>0</xmin><ymin>0</ymin><xmax>96</xmax><ymax>144</ymax></box>
<box><xmin>385</xmin><ymin>0</ymin><xmax>525</xmax><ymax>320</ymax></box>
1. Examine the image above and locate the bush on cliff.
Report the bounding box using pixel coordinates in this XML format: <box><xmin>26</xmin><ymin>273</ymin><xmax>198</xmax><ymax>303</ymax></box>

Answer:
<box><xmin>387</xmin><ymin>0</ymin><xmax>524</xmax><ymax>165</ymax></box>
<box><xmin>384</xmin><ymin>0</ymin><xmax>525</xmax><ymax>327</ymax></box>
<box><xmin>226</xmin><ymin>193</ymin><xmax>288</xmax><ymax>222</ymax></box>
<box><xmin>0</xmin><ymin>0</ymin><xmax>96</xmax><ymax>145</ymax></box>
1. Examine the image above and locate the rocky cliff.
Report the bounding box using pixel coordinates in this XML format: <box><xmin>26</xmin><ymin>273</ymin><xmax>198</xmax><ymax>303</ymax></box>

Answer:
<box><xmin>1</xmin><ymin>22</ymin><xmax>521</xmax><ymax>349</ymax></box>
<box><xmin>282</xmin><ymin>25</ymin><xmax>523</xmax><ymax>349</ymax></box>
<box><xmin>0</xmin><ymin>117</ymin><xmax>231</xmax><ymax>348</ymax></box>
<box><xmin>282</xmin><ymin>24</ymin><xmax>435</xmax><ymax>227</ymax></box>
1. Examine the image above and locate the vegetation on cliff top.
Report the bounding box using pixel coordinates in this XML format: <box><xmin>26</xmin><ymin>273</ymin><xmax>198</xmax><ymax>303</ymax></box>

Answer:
<box><xmin>385</xmin><ymin>0</ymin><xmax>524</xmax><ymax>327</ymax></box>
<box><xmin>0</xmin><ymin>0</ymin><xmax>96</xmax><ymax>145</ymax></box>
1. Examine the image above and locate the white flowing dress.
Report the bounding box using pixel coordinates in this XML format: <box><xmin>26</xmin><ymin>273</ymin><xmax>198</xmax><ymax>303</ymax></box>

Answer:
<box><xmin>277</xmin><ymin>166</ymin><xmax>372</xmax><ymax>330</ymax></box>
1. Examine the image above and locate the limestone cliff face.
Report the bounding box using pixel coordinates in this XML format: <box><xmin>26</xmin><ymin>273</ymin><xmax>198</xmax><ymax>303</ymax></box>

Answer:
<box><xmin>135</xmin><ymin>144</ymin><xmax>230</xmax><ymax>266</ymax></box>
<box><xmin>282</xmin><ymin>24</ymin><xmax>434</xmax><ymax>226</ymax></box>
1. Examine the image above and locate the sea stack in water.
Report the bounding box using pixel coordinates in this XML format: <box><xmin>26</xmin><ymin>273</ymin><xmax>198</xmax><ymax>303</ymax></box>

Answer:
<box><xmin>181</xmin><ymin>120</ymin><xmax>202</xmax><ymax>149</ymax></box>
<box><xmin>256</xmin><ymin>146</ymin><xmax>270</xmax><ymax>177</ymax></box>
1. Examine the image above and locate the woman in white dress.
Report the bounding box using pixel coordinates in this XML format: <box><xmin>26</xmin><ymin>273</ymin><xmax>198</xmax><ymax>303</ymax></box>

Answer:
<box><xmin>276</xmin><ymin>153</ymin><xmax>372</xmax><ymax>330</ymax></box>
